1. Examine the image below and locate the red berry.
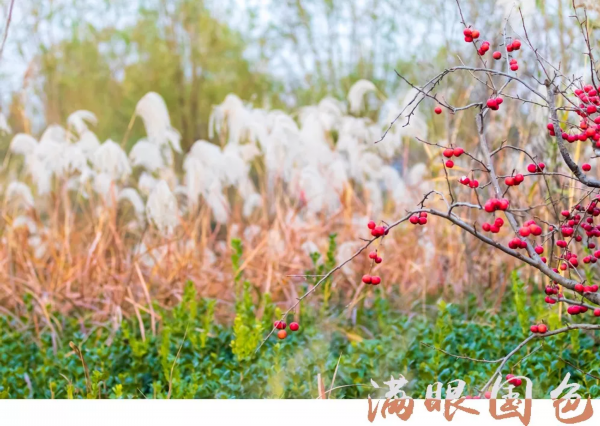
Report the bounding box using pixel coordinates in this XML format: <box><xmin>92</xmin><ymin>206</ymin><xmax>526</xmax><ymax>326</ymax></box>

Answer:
<box><xmin>362</xmin><ymin>275</ymin><xmax>372</xmax><ymax>284</ymax></box>
<box><xmin>371</xmin><ymin>276</ymin><xmax>381</xmax><ymax>285</ymax></box>
<box><xmin>514</xmin><ymin>174</ymin><xmax>524</xmax><ymax>184</ymax></box>
<box><xmin>445</xmin><ymin>160</ymin><xmax>454</xmax><ymax>168</ymax></box>
<box><xmin>434</xmin><ymin>106</ymin><xmax>442</xmax><ymax>115</ymax></box>
<box><xmin>519</xmin><ymin>227</ymin><xmax>531</xmax><ymax>237</ymax></box>
<box><xmin>289</xmin><ymin>322</ymin><xmax>299</xmax><ymax>332</ymax></box>
<box><xmin>535</xmin><ymin>246</ymin><xmax>544</xmax><ymax>254</ymax></box>
<box><xmin>537</xmin><ymin>324</ymin><xmax>547</xmax><ymax>333</ymax></box>
<box><xmin>575</xmin><ymin>284</ymin><xmax>584</xmax><ymax>292</ymax></box>
<box><xmin>527</xmin><ymin>164</ymin><xmax>537</xmax><ymax>173</ymax></box>
<box><xmin>453</xmin><ymin>147</ymin><xmax>464</xmax><ymax>157</ymax></box>
<box><xmin>471</xmin><ymin>30</ymin><xmax>480</xmax><ymax>39</ymax></box>
<box><xmin>375</xmin><ymin>256</ymin><xmax>382</xmax><ymax>264</ymax></box>
<box><xmin>463</xmin><ymin>28</ymin><xmax>472</xmax><ymax>37</ymax></box>
<box><xmin>274</xmin><ymin>321</ymin><xmax>287</xmax><ymax>330</ymax></box>
<box><xmin>582</xmin><ymin>163</ymin><xmax>592</xmax><ymax>172</ymax></box>
<box><xmin>493</xmin><ymin>51</ymin><xmax>501</xmax><ymax>60</ymax></box>
<box><xmin>419</xmin><ymin>217</ymin><xmax>428</xmax><ymax>225</ymax></box>
<box><xmin>482</xmin><ymin>223</ymin><xmax>491</xmax><ymax>232</ymax></box>
<box><xmin>505</xmin><ymin>177</ymin><xmax>515</xmax><ymax>186</ymax></box>
<box><xmin>367</xmin><ymin>220</ymin><xmax>376</xmax><ymax>229</ymax></box>
<box><xmin>510</xmin><ymin>64</ymin><xmax>519</xmax><ymax>71</ymax></box>
<box><xmin>594</xmin><ymin>309</ymin><xmax>600</xmax><ymax>317</ymax></box>
<box><xmin>368</xmin><ymin>251</ymin><xmax>377</xmax><ymax>259</ymax></box>
<box><xmin>409</xmin><ymin>215</ymin><xmax>419</xmax><ymax>225</ymax></box>
<box><xmin>443</xmin><ymin>148</ymin><xmax>454</xmax><ymax>158</ymax></box>
<box><xmin>469</xmin><ymin>179</ymin><xmax>479</xmax><ymax>188</ymax></box>
<box><xmin>512</xmin><ymin>40</ymin><xmax>521</xmax><ymax>50</ymax></box>
<box><xmin>277</xmin><ymin>330</ymin><xmax>287</xmax><ymax>339</ymax></box>
<box><xmin>530</xmin><ymin>325</ymin><xmax>539</xmax><ymax>333</ymax></box>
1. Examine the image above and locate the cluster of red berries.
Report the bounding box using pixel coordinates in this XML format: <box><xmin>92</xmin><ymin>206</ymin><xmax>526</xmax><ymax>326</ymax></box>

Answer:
<box><xmin>509</xmin><ymin>58</ymin><xmax>519</xmax><ymax>72</ymax></box>
<box><xmin>486</xmin><ymin>97</ymin><xmax>504</xmax><ymax>111</ymax></box>
<box><xmin>529</xmin><ymin>324</ymin><xmax>547</xmax><ymax>334</ymax></box>
<box><xmin>518</xmin><ymin>220</ymin><xmax>543</xmax><ymax>237</ymax></box>
<box><xmin>526</xmin><ymin>162</ymin><xmax>545</xmax><ymax>173</ymax></box>
<box><xmin>477</xmin><ymin>41</ymin><xmax>491</xmax><ymax>56</ymax></box>
<box><xmin>508</xmin><ymin>237</ymin><xmax>528</xmax><ymax>250</ymax></box>
<box><xmin>367</xmin><ymin>220</ymin><xmax>388</xmax><ymax>237</ymax></box>
<box><xmin>506</xmin><ymin>40</ymin><xmax>522</xmax><ymax>52</ymax></box>
<box><xmin>557</xmin><ymin>251</ymin><xmax>579</xmax><ymax>270</ymax></box>
<box><xmin>544</xmin><ymin>286</ymin><xmax>560</xmax><ymax>304</ymax></box>
<box><xmin>409</xmin><ymin>212</ymin><xmax>428</xmax><ymax>225</ymax></box>
<box><xmin>573</xmin><ymin>283</ymin><xmax>598</xmax><ymax>293</ymax></box>
<box><xmin>504</xmin><ymin>173</ymin><xmax>524</xmax><ymax>187</ymax></box>
<box><xmin>362</xmin><ymin>274</ymin><xmax>381</xmax><ymax>285</ymax></box>
<box><xmin>574</xmin><ymin>85</ymin><xmax>600</xmax><ymax>118</ymax></box>
<box><xmin>566</xmin><ymin>305</ymin><xmax>596</xmax><ymax>316</ymax></box>
<box><xmin>458</xmin><ymin>175</ymin><xmax>480</xmax><ymax>188</ymax></box>
<box><xmin>442</xmin><ymin>146</ymin><xmax>464</xmax><ymax>169</ymax></box>
<box><xmin>483</xmin><ymin>198</ymin><xmax>510</xmax><ymax>213</ymax></box>
<box><xmin>558</xmin><ymin>118</ymin><xmax>600</xmax><ymax>143</ymax></box>
<box><xmin>274</xmin><ymin>320</ymin><xmax>300</xmax><ymax>339</ymax></box>
<box><xmin>463</xmin><ymin>28</ymin><xmax>480</xmax><ymax>42</ymax></box>
<box><xmin>368</xmin><ymin>250</ymin><xmax>383</xmax><ymax>264</ymax></box>
<box><xmin>481</xmin><ymin>217</ymin><xmax>504</xmax><ymax>233</ymax></box>
<box><xmin>505</xmin><ymin>374</ymin><xmax>522</xmax><ymax>387</ymax></box>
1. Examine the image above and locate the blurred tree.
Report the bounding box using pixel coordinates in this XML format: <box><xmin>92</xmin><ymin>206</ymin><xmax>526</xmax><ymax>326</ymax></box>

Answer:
<box><xmin>20</xmin><ymin>0</ymin><xmax>278</xmax><ymax>149</ymax></box>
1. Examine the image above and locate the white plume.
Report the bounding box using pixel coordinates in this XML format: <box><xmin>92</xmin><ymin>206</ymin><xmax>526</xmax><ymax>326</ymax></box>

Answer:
<box><xmin>348</xmin><ymin>79</ymin><xmax>377</xmax><ymax>114</ymax></box>
<box><xmin>146</xmin><ymin>180</ymin><xmax>179</xmax><ymax>234</ymax></box>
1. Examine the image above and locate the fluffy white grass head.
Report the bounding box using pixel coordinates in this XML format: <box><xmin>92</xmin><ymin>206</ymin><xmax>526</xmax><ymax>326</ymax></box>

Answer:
<box><xmin>118</xmin><ymin>188</ymin><xmax>146</xmax><ymax>221</ymax></box>
<box><xmin>93</xmin><ymin>173</ymin><xmax>115</xmax><ymax>201</ymax></box>
<box><xmin>40</xmin><ymin>125</ymin><xmax>68</xmax><ymax>144</ymax></box>
<box><xmin>11</xmin><ymin>215</ymin><xmax>37</xmax><ymax>234</ymax></box>
<box><xmin>205</xmin><ymin>183</ymin><xmax>229</xmax><ymax>224</ymax></box>
<box><xmin>5</xmin><ymin>181</ymin><xmax>34</xmax><ymax>209</ymax></box>
<box><xmin>129</xmin><ymin>140</ymin><xmax>164</xmax><ymax>172</ymax></box>
<box><xmin>348</xmin><ymin>79</ymin><xmax>377</xmax><ymax>114</ymax></box>
<box><xmin>76</xmin><ymin>131</ymin><xmax>101</xmax><ymax>159</ymax></box>
<box><xmin>209</xmin><ymin>94</ymin><xmax>263</xmax><ymax>145</ymax></box>
<box><xmin>10</xmin><ymin>134</ymin><xmax>38</xmax><ymax>157</ymax></box>
<box><xmin>146</xmin><ymin>180</ymin><xmax>179</xmax><ymax>235</ymax></box>
<box><xmin>67</xmin><ymin>110</ymin><xmax>97</xmax><ymax>135</ymax></box>
<box><xmin>135</xmin><ymin>92</ymin><xmax>182</xmax><ymax>153</ymax></box>
<box><xmin>61</xmin><ymin>145</ymin><xmax>88</xmax><ymax>175</ymax></box>
<box><xmin>92</xmin><ymin>139</ymin><xmax>132</xmax><ymax>180</ymax></box>
<box><xmin>242</xmin><ymin>193</ymin><xmax>262</xmax><ymax>217</ymax></box>
<box><xmin>138</xmin><ymin>172</ymin><xmax>158</xmax><ymax>195</ymax></box>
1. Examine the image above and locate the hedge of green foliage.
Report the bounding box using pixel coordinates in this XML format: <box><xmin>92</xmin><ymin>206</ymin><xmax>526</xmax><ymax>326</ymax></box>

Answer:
<box><xmin>1</xmin><ymin>238</ymin><xmax>600</xmax><ymax>399</ymax></box>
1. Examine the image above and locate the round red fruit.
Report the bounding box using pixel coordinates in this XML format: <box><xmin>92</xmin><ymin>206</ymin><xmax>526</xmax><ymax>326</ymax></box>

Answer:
<box><xmin>537</xmin><ymin>324</ymin><xmax>547</xmax><ymax>333</ymax></box>
<box><xmin>289</xmin><ymin>322</ymin><xmax>299</xmax><ymax>332</ymax></box>
<box><xmin>371</xmin><ymin>276</ymin><xmax>381</xmax><ymax>285</ymax></box>
<box><xmin>582</xmin><ymin>163</ymin><xmax>592</xmax><ymax>172</ymax></box>
<box><xmin>493</xmin><ymin>51</ymin><xmax>501</xmax><ymax>60</ymax></box>
<box><xmin>362</xmin><ymin>275</ymin><xmax>372</xmax><ymax>284</ymax></box>
<box><xmin>434</xmin><ymin>106</ymin><xmax>442</xmax><ymax>115</ymax></box>
<box><xmin>277</xmin><ymin>330</ymin><xmax>287</xmax><ymax>339</ymax></box>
